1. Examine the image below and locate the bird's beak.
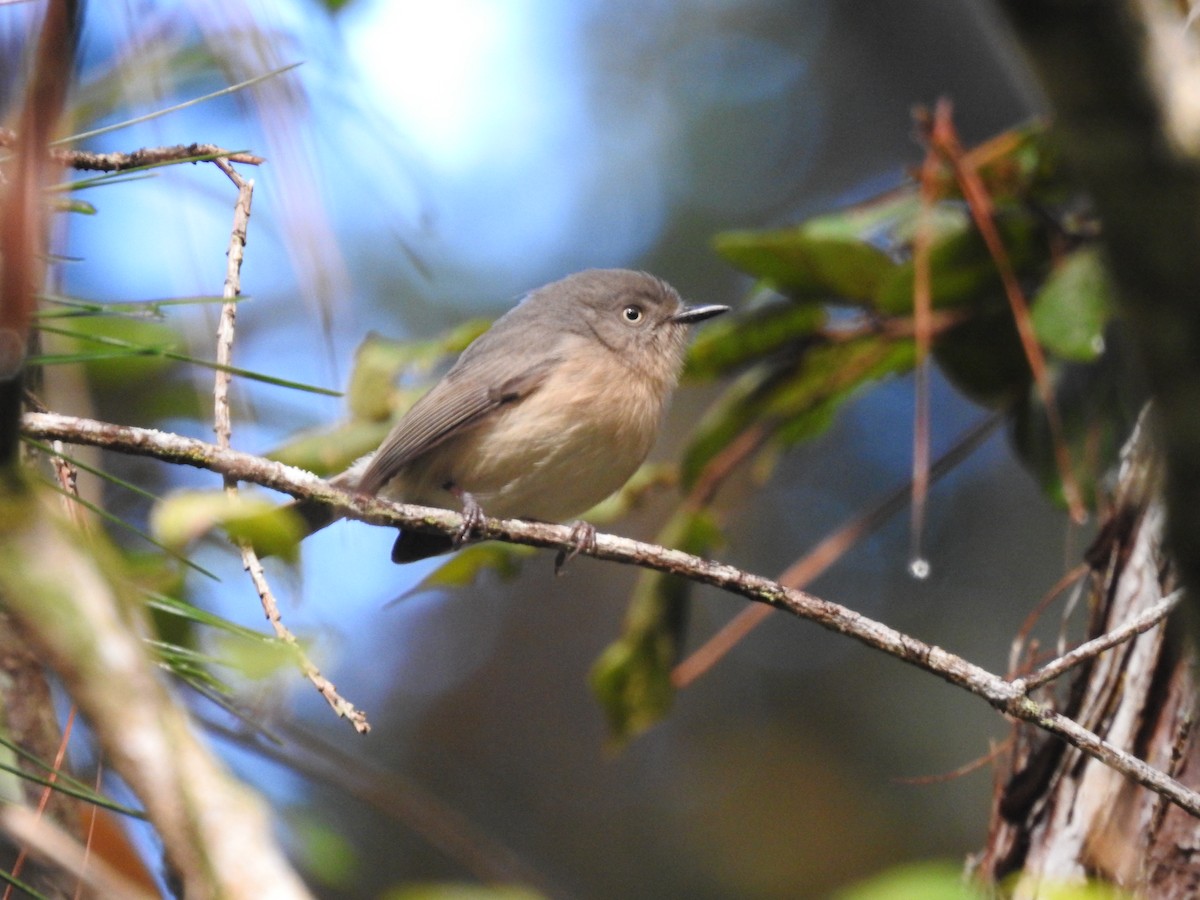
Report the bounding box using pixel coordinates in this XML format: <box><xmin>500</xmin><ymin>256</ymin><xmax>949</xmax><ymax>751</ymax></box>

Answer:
<box><xmin>671</xmin><ymin>303</ymin><xmax>730</xmax><ymax>325</ymax></box>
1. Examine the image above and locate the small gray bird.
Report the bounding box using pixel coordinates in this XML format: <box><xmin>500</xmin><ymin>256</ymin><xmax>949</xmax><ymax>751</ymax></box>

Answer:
<box><xmin>294</xmin><ymin>269</ymin><xmax>728</xmax><ymax>564</ymax></box>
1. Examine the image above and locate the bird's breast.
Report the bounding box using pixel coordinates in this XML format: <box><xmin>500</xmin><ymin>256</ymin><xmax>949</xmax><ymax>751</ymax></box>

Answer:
<box><xmin>394</xmin><ymin>351</ymin><xmax>672</xmax><ymax>522</ymax></box>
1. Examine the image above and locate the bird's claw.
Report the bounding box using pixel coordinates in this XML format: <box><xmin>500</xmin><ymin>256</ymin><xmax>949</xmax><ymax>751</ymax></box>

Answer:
<box><xmin>555</xmin><ymin>520</ymin><xmax>597</xmax><ymax>575</ymax></box>
<box><xmin>452</xmin><ymin>489</ymin><xmax>485</xmax><ymax>546</ymax></box>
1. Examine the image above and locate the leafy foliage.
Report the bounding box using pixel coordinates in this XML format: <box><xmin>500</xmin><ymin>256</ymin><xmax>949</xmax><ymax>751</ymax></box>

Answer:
<box><xmin>595</xmin><ymin>121</ymin><xmax>1141</xmax><ymax>741</ymax></box>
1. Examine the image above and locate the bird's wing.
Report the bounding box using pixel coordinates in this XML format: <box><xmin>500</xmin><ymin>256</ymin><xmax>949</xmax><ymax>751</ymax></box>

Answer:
<box><xmin>355</xmin><ymin>355</ymin><xmax>559</xmax><ymax>496</ymax></box>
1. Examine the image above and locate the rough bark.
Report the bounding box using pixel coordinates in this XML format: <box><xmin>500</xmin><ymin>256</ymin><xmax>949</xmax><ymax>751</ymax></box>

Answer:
<box><xmin>977</xmin><ymin>418</ymin><xmax>1200</xmax><ymax>896</ymax></box>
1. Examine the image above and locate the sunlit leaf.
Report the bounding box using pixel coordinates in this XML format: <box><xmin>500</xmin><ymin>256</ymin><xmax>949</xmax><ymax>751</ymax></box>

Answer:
<box><xmin>36</xmin><ymin>321</ymin><xmax>341</xmax><ymax>396</ymax></box>
<box><xmin>583</xmin><ymin>462</ymin><xmax>677</xmax><ymax>522</ymax></box>
<box><xmin>345</xmin><ymin>320</ymin><xmax>489</xmax><ymax>421</ymax></box>
<box><xmin>56</xmin><ymin>197</ymin><xmax>96</xmax><ymax>214</ymax></box>
<box><xmin>215</xmin><ymin>631</ymin><xmax>303</xmax><ymax>680</ymax></box>
<box><xmin>150</xmin><ymin>490</ymin><xmax>305</xmax><ymax>561</ymax></box>
<box><xmin>37</xmin><ymin>292</ymin><xmax>234</xmax><ymax>318</ymax></box>
<box><xmin>267</xmin><ymin>419</ymin><xmax>390</xmax><ymax>476</ymax></box>
<box><xmin>43</xmin><ymin>482</ymin><xmax>217</xmax><ymax>578</ymax></box>
<box><xmin>36</xmin><ymin>315</ymin><xmax>179</xmax><ymax>384</ymax></box>
<box><xmin>145</xmin><ymin>591</ymin><xmax>280</xmax><ymax>643</ymax></box>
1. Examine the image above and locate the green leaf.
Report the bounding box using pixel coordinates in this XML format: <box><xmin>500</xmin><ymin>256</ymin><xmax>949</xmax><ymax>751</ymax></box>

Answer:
<box><xmin>346</xmin><ymin>321</ymin><xmax>489</xmax><ymax>421</ymax></box>
<box><xmin>35</xmin><ymin>315</ymin><xmax>180</xmax><ymax>385</ymax></box>
<box><xmin>682</xmin><ymin>335</ymin><xmax>915</xmax><ymax>487</ymax></box>
<box><xmin>582</xmin><ymin>462</ymin><xmax>677</xmax><ymax>522</ymax></box>
<box><xmin>874</xmin><ymin>207</ymin><xmax>1043</xmax><ymax>314</ymax></box>
<box><xmin>150</xmin><ymin>491</ymin><xmax>305</xmax><ymax>561</ymax></box>
<box><xmin>590</xmin><ymin>511</ymin><xmax>722</xmax><ymax>744</ymax></box>
<box><xmin>271</xmin><ymin>321</ymin><xmax>491</xmax><ymax>472</ymax></box>
<box><xmin>58</xmin><ymin>62</ymin><xmax>304</xmax><ymax>147</ymax></box>
<box><xmin>37</xmin><ymin>292</ymin><xmax>234</xmax><ymax>318</ymax></box>
<box><xmin>685</xmin><ymin>301</ymin><xmax>825</xmax><ymax>379</ymax></box>
<box><xmin>1031</xmin><ymin>246</ymin><xmax>1116</xmax><ymax>362</ymax></box>
<box><xmin>931</xmin><ymin>307</ymin><xmax>1031</xmax><ymax>409</ymax></box>
<box><xmin>215</xmin><ymin>630</ymin><xmax>303</xmax><ymax>680</ymax></box>
<box><xmin>0</xmin><ymin>735</ymin><xmax>145</xmax><ymax>818</ymax></box>
<box><xmin>36</xmin><ymin>321</ymin><xmax>341</xmax><ymax>396</ymax></box>
<box><xmin>43</xmin><ymin>482</ymin><xmax>217</xmax><ymax>578</ymax></box>
<box><xmin>713</xmin><ymin>218</ymin><xmax>898</xmax><ymax>303</ymax></box>
<box><xmin>287</xmin><ymin>813</ymin><xmax>360</xmax><ymax>890</ymax></box>
<box><xmin>145</xmin><ymin>591</ymin><xmax>283</xmax><ymax>642</ymax></box>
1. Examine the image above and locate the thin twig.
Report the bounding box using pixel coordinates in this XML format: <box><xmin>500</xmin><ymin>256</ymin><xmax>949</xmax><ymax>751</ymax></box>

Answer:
<box><xmin>208</xmin><ymin>158</ymin><xmax>370</xmax><ymax>734</ymax></box>
<box><xmin>1007</xmin><ymin>562</ymin><xmax>1090</xmax><ymax>676</ymax></box>
<box><xmin>211</xmin><ymin>156</ymin><xmax>248</xmax><ymax>454</ymax></box>
<box><xmin>19</xmin><ymin>409</ymin><xmax>1200</xmax><ymax>818</ymax></box>
<box><xmin>1015</xmin><ymin>590</ymin><xmax>1183</xmax><ymax>691</ymax></box>
<box><xmin>0</xmin><ymin>129</ymin><xmax>265</xmax><ymax>169</ymax></box>
<box><xmin>242</xmin><ymin>552</ymin><xmax>371</xmax><ymax>733</ymax></box>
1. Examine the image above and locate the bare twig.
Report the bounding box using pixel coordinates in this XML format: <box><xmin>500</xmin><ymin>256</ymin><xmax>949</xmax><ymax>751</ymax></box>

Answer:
<box><xmin>0</xmin><ymin>128</ymin><xmax>265</xmax><ymax>170</ymax></box>
<box><xmin>242</xmin><ymin>552</ymin><xmax>371</xmax><ymax>733</ymax></box>
<box><xmin>19</xmin><ymin>409</ymin><xmax>1200</xmax><ymax>818</ymax></box>
<box><xmin>211</xmin><ymin>157</ymin><xmax>249</xmax><ymax>452</ymax></box>
<box><xmin>208</xmin><ymin>159</ymin><xmax>369</xmax><ymax>734</ymax></box>
<box><xmin>1015</xmin><ymin>590</ymin><xmax>1183</xmax><ymax>691</ymax></box>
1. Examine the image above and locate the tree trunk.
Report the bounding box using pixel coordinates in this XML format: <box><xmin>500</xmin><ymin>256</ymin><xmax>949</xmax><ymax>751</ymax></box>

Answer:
<box><xmin>977</xmin><ymin>416</ymin><xmax>1200</xmax><ymax>897</ymax></box>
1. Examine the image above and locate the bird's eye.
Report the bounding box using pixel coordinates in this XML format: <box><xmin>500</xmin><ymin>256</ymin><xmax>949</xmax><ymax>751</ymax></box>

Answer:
<box><xmin>622</xmin><ymin>305</ymin><xmax>644</xmax><ymax>324</ymax></box>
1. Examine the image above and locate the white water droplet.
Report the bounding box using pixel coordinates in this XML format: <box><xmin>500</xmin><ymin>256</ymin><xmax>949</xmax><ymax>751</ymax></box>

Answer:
<box><xmin>908</xmin><ymin>558</ymin><xmax>931</xmax><ymax>580</ymax></box>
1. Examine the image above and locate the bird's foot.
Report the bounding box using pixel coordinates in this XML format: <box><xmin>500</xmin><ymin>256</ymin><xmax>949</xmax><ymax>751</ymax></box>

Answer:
<box><xmin>555</xmin><ymin>520</ymin><xmax>597</xmax><ymax>575</ymax></box>
<box><xmin>451</xmin><ymin>487</ymin><xmax>485</xmax><ymax>546</ymax></box>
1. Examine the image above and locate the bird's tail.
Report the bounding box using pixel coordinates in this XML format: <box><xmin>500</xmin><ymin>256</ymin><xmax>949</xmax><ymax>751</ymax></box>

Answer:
<box><xmin>288</xmin><ymin>497</ymin><xmax>341</xmax><ymax>538</ymax></box>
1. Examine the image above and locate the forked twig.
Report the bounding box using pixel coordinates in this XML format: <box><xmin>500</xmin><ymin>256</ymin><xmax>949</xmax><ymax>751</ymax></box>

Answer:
<box><xmin>1015</xmin><ymin>590</ymin><xmax>1183</xmax><ymax>692</ymax></box>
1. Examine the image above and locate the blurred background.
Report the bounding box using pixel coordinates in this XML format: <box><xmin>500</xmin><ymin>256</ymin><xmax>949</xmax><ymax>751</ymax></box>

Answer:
<box><xmin>11</xmin><ymin>1</ymin><xmax>1089</xmax><ymax>896</ymax></box>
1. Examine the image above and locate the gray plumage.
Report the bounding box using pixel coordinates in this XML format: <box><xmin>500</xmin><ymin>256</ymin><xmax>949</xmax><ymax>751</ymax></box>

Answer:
<box><xmin>295</xmin><ymin>268</ymin><xmax>728</xmax><ymax>562</ymax></box>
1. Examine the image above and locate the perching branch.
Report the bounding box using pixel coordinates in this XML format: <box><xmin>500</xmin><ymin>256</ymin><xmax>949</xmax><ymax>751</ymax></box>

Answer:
<box><xmin>19</xmin><ymin>408</ymin><xmax>1200</xmax><ymax>819</ymax></box>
